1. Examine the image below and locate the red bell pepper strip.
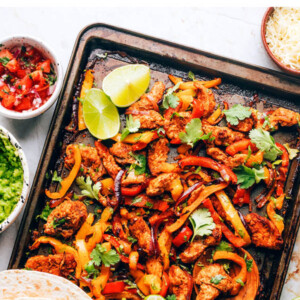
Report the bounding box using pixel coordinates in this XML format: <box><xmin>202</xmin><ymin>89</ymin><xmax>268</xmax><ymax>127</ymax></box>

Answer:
<box><xmin>121</xmin><ymin>184</ymin><xmax>146</xmax><ymax>197</ymax></box>
<box><xmin>170</xmin><ymin>138</ymin><xmax>182</xmax><ymax>144</ymax></box>
<box><xmin>191</xmin><ymin>98</ymin><xmax>204</xmax><ymax>119</ymax></box>
<box><xmin>276</xmin><ymin>143</ymin><xmax>289</xmax><ymax>167</ymax></box>
<box><xmin>132</xmin><ymin>142</ymin><xmax>148</xmax><ymax>151</ymax></box>
<box><xmin>112</xmin><ymin>214</ymin><xmax>128</xmax><ymax>240</ymax></box>
<box><xmin>103</xmin><ymin>234</ymin><xmax>145</xmax><ymax>270</ymax></box>
<box><xmin>159</xmin><ymin>272</ymin><xmax>170</xmax><ymax>297</ymax></box>
<box><xmin>148</xmin><ymin>210</ymin><xmax>174</xmax><ymax>226</ymax></box>
<box><xmin>102</xmin><ymin>281</ymin><xmax>126</xmax><ymax>295</ymax></box>
<box><xmin>202</xmin><ymin>198</ymin><xmax>246</xmax><ymax>248</ymax></box>
<box><xmin>226</xmin><ymin>139</ymin><xmax>257</xmax><ymax>156</ymax></box>
<box><xmin>172</xmin><ymin>225</ymin><xmax>193</xmax><ymax>247</ymax></box>
<box><xmin>232</xmin><ymin>186</ymin><xmax>250</xmax><ymax>206</ymax></box>
<box><xmin>276</xmin><ymin>167</ymin><xmax>288</xmax><ymax>196</ymax></box>
<box><xmin>179</xmin><ymin>156</ymin><xmax>237</xmax><ymax>184</ymax></box>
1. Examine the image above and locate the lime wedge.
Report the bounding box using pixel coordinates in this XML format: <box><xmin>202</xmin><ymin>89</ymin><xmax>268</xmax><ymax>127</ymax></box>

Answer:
<box><xmin>102</xmin><ymin>64</ymin><xmax>151</xmax><ymax>107</ymax></box>
<box><xmin>83</xmin><ymin>88</ymin><xmax>120</xmax><ymax>139</ymax></box>
<box><xmin>144</xmin><ymin>296</ymin><xmax>165</xmax><ymax>300</ymax></box>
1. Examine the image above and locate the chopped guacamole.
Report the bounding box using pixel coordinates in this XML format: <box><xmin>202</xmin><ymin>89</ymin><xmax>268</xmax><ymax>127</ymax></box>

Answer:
<box><xmin>0</xmin><ymin>133</ymin><xmax>23</xmax><ymax>223</ymax></box>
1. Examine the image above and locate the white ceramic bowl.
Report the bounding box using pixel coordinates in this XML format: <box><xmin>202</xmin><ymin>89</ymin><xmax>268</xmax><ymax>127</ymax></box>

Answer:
<box><xmin>0</xmin><ymin>36</ymin><xmax>63</xmax><ymax>119</ymax></box>
<box><xmin>0</xmin><ymin>126</ymin><xmax>29</xmax><ymax>233</ymax></box>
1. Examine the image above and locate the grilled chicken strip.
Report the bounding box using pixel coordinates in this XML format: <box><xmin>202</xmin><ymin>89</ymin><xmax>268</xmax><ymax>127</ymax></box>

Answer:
<box><xmin>244</xmin><ymin>213</ymin><xmax>283</xmax><ymax>250</ymax></box>
<box><xmin>202</xmin><ymin>123</ymin><xmax>245</xmax><ymax>146</ymax></box>
<box><xmin>180</xmin><ymin>225</ymin><xmax>222</xmax><ymax>263</ymax></box>
<box><xmin>25</xmin><ymin>253</ymin><xmax>76</xmax><ymax>278</ymax></box>
<box><xmin>169</xmin><ymin>265</ymin><xmax>193</xmax><ymax>300</ymax></box>
<box><xmin>44</xmin><ymin>200</ymin><xmax>87</xmax><ymax>239</ymax></box>
<box><xmin>132</xmin><ymin>110</ymin><xmax>164</xmax><ymax>129</ymax></box>
<box><xmin>95</xmin><ymin>141</ymin><xmax>121</xmax><ymax>179</ymax></box>
<box><xmin>129</xmin><ymin>216</ymin><xmax>151</xmax><ymax>253</ymax></box>
<box><xmin>65</xmin><ymin>144</ymin><xmax>106</xmax><ymax>182</ymax></box>
<box><xmin>164</xmin><ymin>111</ymin><xmax>191</xmax><ymax>140</ymax></box>
<box><xmin>109</xmin><ymin>142</ymin><xmax>136</xmax><ymax>165</ymax></box>
<box><xmin>148</xmin><ymin>138</ymin><xmax>179</xmax><ymax>176</ymax></box>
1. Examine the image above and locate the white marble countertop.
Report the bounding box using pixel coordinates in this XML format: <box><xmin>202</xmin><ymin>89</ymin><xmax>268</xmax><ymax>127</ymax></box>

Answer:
<box><xmin>0</xmin><ymin>6</ymin><xmax>299</xmax><ymax>299</ymax></box>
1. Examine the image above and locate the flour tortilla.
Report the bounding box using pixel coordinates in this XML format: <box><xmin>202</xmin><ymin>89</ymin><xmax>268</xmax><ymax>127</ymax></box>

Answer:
<box><xmin>0</xmin><ymin>270</ymin><xmax>91</xmax><ymax>300</ymax></box>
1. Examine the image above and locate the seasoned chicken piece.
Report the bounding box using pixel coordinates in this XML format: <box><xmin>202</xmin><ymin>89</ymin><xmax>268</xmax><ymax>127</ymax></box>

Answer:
<box><xmin>109</xmin><ymin>142</ymin><xmax>136</xmax><ymax>165</ymax></box>
<box><xmin>146</xmin><ymin>257</ymin><xmax>163</xmax><ymax>278</ymax></box>
<box><xmin>164</xmin><ymin>111</ymin><xmax>191</xmax><ymax>140</ymax></box>
<box><xmin>196</xmin><ymin>85</ymin><xmax>216</xmax><ymax>117</ymax></box>
<box><xmin>25</xmin><ymin>253</ymin><xmax>76</xmax><ymax>278</ymax></box>
<box><xmin>195</xmin><ymin>263</ymin><xmax>233</xmax><ymax>293</ymax></box>
<box><xmin>122</xmin><ymin>170</ymin><xmax>147</xmax><ymax>186</ymax></box>
<box><xmin>197</xmin><ymin>283</ymin><xmax>220</xmax><ymax>300</ymax></box>
<box><xmin>180</xmin><ymin>226</ymin><xmax>222</xmax><ymax>263</ymax></box>
<box><xmin>127</xmin><ymin>81</ymin><xmax>165</xmax><ymax>112</ymax></box>
<box><xmin>169</xmin><ymin>265</ymin><xmax>193</xmax><ymax>300</ymax></box>
<box><xmin>244</xmin><ymin>213</ymin><xmax>283</xmax><ymax>250</ymax></box>
<box><xmin>95</xmin><ymin>141</ymin><xmax>121</xmax><ymax>179</ymax></box>
<box><xmin>65</xmin><ymin>144</ymin><xmax>106</xmax><ymax>182</ymax></box>
<box><xmin>146</xmin><ymin>173</ymin><xmax>181</xmax><ymax>198</ymax></box>
<box><xmin>269</xmin><ymin>107</ymin><xmax>300</xmax><ymax>129</ymax></box>
<box><xmin>203</xmin><ymin>123</ymin><xmax>245</xmax><ymax>146</ymax></box>
<box><xmin>132</xmin><ymin>110</ymin><xmax>164</xmax><ymax>129</ymax></box>
<box><xmin>206</xmin><ymin>147</ymin><xmax>246</xmax><ymax>168</ymax></box>
<box><xmin>44</xmin><ymin>200</ymin><xmax>87</xmax><ymax>239</ymax></box>
<box><xmin>227</xmin><ymin>117</ymin><xmax>254</xmax><ymax>132</ymax></box>
<box><xmin>148</xmin><ymin>138</ymin><xmax>180</xmax><ymax>176</ymax></box>
<box><xmin>129</xmin><ymin>217</ymin><xmax>151</xmax><ymax>253</ymax></box>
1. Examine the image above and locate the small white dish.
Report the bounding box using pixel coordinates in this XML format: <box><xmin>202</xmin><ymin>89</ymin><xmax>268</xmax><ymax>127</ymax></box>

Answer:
<box><xmin>0</xmin><ymin>36</ymin><xmax>63</xmax><ymax>119</ymax></box>
<box><xmin>0</xmin><ymin>126</ymin><xmax>29</xmax><ymax>233</ymax></box>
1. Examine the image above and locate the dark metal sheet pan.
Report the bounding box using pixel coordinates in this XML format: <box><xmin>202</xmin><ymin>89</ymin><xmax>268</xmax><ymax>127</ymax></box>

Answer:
<box><xmin>8</xmin><ymin>24</ymin><xmax>300</xmax><ymax>300</ymax></box>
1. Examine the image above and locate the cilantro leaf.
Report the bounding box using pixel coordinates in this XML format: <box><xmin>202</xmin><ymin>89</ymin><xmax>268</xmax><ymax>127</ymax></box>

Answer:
<box><xmin>131</xmin><ymin>196</ymin><xmax>143</xmax><ymax>205</ymax></box>
<box><xmin>52</xmin><ymin>217</ymin><xmax>66</xmax><ymax>229</ymax></box>
<box><xmin>36</xmin><ymin>203</ymin><xmax>53</xmax><ymax>221</ymax></box>
<box><xmin>162</xmin><ymin>81</ymin><xmax>181</xmax><ymax>109</ymax></box>
<box><xmin>234</xmin><ymin>165</ymin><xmax>266</xmax><ymax>189</ymax></box>
<box><xmin>166</xmin><ymin>295</ymin><xmax>177</xmax><ymax>300</ymax></box>
<box><xmin>210</xmin><ymin>274</ymin><xmax>226</xmax><ymax>284</ymax></box>
<box><xmin>244</xmin><ymin>254</ymin><xmax>253</xmax><ymax>272</ymax></box>
<box><xmin>284</xmin><ymin>143</ymin><xmax>299</xmax><ymax>160</ymax></box>
<box><xmin>216</xmin><ymin>241</ymin><xmax>233</xmax><ymax>252</ymax></box>
<box><xmin>235</xmin><ymin>278</ymin><xmax>245</xmax><ymax>286</ymax></box>
<box><xmin>179</xmin><ymin>118</ymin><xmax>212</xmax><ymax>147</ymax></box>
<box><xmin>76</xmin><ymin>176</ymin><xmax>101</xmax><ymax>200</ymax></box>
<box><xmin>188</xmin><ymin>71</ymin><xmax>195</xmax><ymax>81</ymax></box>
<box><xmin>85</xmin><ymin>243</ymin><xmax>120</xmax><ymax>278</ymax></box>
<box><xmin>249</xmin><ymin>129</ymin><xmax>282</xmax><ymax>161</ymax></box>
<box><xmin>223</xmin><ymin>104</ymin><xmax>252</xmax><ymax>126</ymax></box>
<box><xmin>189</xmin><ymin>208</ymin><xmax>216</xmax><ymax>241</ymax></box>
<box><xmin>127</xmin><ymin>236</ymin><xmax>137</xmax><ymax>243</ymax></box>
<box><xmin>129</xmin><ymin>152</ymin><xmax>147</xmax><ymax>175</ymax></box>
<box><xmin>121</xmin><ymin>115</ymin><xmax>140</xmax><ymax>141</ymax></box>
<box><xmin>0</xmin><ymin>57</ymin><xmax>10</xmax><ymax>66</ymax></box>
<box><xmin>52</xmin><ymin>170</ymin><xmax>62</xmax><ymax>183</ymax></box>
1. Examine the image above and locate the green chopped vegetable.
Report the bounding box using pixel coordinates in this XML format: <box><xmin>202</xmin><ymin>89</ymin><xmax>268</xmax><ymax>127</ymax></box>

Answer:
<box><xmin>189</xmin><ymin>208</ymin><xmax>216</xmax><ymax>241</ymax></box>
<box><xmin>121</xmin><ymin>115</ymin><xmax>140</xmax><ymax>141</ymax></box>
<box><xmin>210</xmin><ymin>274</ymin><xmax>226</xmax><ymax>285</ymax></box>
<box><xmin>76</xmin><ymin>176</ymin><xmax>101</xmax><ymax>200</ymax></box>
<box><xmin>52</xmin><ymin>170</ymin><xmax>62</xmax><ymax>183</ymax></box>
<box><xmin>284</xmin><ymin>143</ymin><xmax>299</xmax><ymax>160</ymax></box>
<box><xmin>129</xmin><ymin>152</ymin><xmax>147</xmax><ymax>175</ymax></box>
<box><xmin>162</xmin><ymin>81</ymin><xmax>181</xmax><ymax>109</ymax></box>
<box><xmin>223</xmin><ymin>104</ymin><xmax>252</xmax><ymax>126</ymax></box>
<box><xmin>234</xmin><ymin>165</ymin><xmax>266</xmax><ymax>189</ymax></box>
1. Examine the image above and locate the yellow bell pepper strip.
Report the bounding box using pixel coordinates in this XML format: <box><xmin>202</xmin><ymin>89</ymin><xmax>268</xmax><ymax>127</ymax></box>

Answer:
<box><xmin>206</xmin><ymin>106</ymin><xmax>223</xmax><ymax>125</ymax></box>
<box><xmin>267</xmin><ymin>197</ymin><xmax>285</xmax><ymax>234</ymax></box>
<box><xmin>78</xmin><ymin>69</ymin><xmax>94</xmax><ymax>131</ymax></box>
<box><xmin>75</xmin><ymin>239</ymin><xmax>90</xmax><ymax>269</ymax></box>
<box><xmin>91</xmin><ymin>242</ymin><xmax>111</xmax><ymax>299</ymax></box>
<box><xmin>143</xmin><ymin>274</ymin><xmax>162</xmax><ymax>295</ymax></box>
<box><xmin>168</xmin><ymin>74</ymin><xmax>222</xmax><ymax>89</ymax></box>
<box><xmin>45</xmin><ymin>145</ymin><xmax>81</xmax><ymax>199</ymax></box>
<box><xmin>168</xmin><ymin>74</ymin><xmax>182</xmax><ymax>85</ymax></box>
<box><xmin>100</xmin><ymin>178</ymin><xmax>114</xmax><ymax>195</ymax></box>
<box><xmin>86</xmin><ymin>207</ymin><xmax>113</xmax><ymax>252</ymax></box>
<box><xmin>215</xmin><ymin>190</ymin><xmax>251</xmax><ymax>246</ymax></box>
<box><xmin>76</xmin><ymin>213</ymin><xmax>95</xmax><ymax>240</ymax></box>
<box><xmin>130</xmin><ymin>269</ymin><xmax>144</xmax><ymax>281</ymax></box>
<box><xmin>169</xmin><ymin>175</ymin><xmax>184</xmax><ymax>201</ymax></box>
<box><xmin>213</xmin><ymin>250</ymin><xmax>247</xmax><ymax>295</ymax></box>
<box><xmin>176</xmin><ymin>89</ymin><xmax>195</xmax><ymax>111</ymax></box>
<box><xmin>112</xmin><ymin>131</ymin><xmax>158</xmax><ymax>144</ymax></box>
<box><xmin>245</xmin><ymin>151</ymin><xmax>264</xmax><ymax>167</ymax></box>
<box><xmin>129</xmin><ymin>251</ymin><xmax>139</xmax><ymax>271</ymax></box>
<box><xmin>166</xmin><ymin>183</ymin><xmax>228</xmax><ymax>233</ymax></box>
<box><xmin>158</xmin><ymin>227</ymin><xmax>172</xmax><ymax>270</ymax></box>
<box><xmin>30</xmin><ymin>236</ymin><xmax>81</xmax><ymax>278</ymax></box>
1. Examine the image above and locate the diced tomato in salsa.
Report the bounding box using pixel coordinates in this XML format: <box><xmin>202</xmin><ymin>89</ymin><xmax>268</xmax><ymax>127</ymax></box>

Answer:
<box><xmin>0</xmin><ymin>45</ymin><xmax>56</xmax><ymax>112</ymax></box>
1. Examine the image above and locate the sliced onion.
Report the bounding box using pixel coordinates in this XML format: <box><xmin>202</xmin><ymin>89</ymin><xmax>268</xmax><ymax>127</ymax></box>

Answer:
<box><xmin>104</xmin><ymin>292</ymin><xmax>141</xmax><ymax>300</ymax></box>
<box><xmin>238</xmin><ymin>210</ymin><xmax>251</xmax><ymax>237</ymax></box>
<box><xmin>114</xmin><ymin>170</ymin><xmax>125</xmax><ymax>209</ymax></box>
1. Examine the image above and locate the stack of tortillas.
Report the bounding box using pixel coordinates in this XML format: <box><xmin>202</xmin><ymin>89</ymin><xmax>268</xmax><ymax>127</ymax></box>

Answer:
<box><xmin>0</xmin><ymin>270</ymin><xmax>91</xmax><ymax>300</ymax></box>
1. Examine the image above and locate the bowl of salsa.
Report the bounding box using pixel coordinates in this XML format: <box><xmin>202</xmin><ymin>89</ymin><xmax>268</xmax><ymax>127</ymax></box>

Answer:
<box><xmin>0</xmin><ymin>36</ymin><xmax>63</xmax><ymax>119</ymax></box>
<box><xmin>0</xmin><ymin>126</ymin><xmax>29</xmax><ymax>233</ymax></box>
